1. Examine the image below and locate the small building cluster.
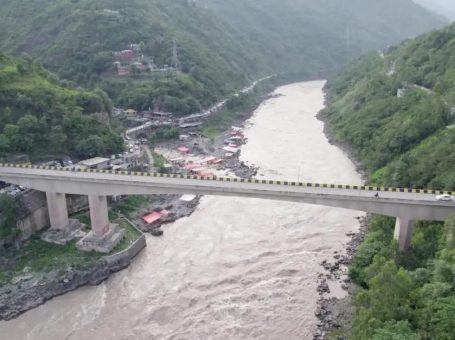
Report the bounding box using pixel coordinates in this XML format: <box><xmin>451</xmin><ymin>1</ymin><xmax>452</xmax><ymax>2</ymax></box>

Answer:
<box><xmin>112</xmin><ymin>43</ymin><xmax>175</xmax><ymax>77</ymax></box>
<box><xmin>152</xmin><ymin>126</ymin><xmax>247</xmax><ymax>178</ymax></box>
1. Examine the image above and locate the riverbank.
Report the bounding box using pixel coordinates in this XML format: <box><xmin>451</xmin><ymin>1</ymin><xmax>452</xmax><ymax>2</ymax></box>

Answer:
<box><xmin>315</xmin><ymin>95</ymin><xmax>369</xmax><ymax>339</ymax></box>
<box><xmin>317</xmin><ymin>108</ymin><xmax>368</xmax><ymax>183</ymax></box>
<box><xmin>314</xmin><ymin>216</ymin><xmax>369</xmax><ymax>339</ymax></box>
<box><xmin>0</xmin><ymin>218</ymin><xmax>145</xmax><ymax>320</ymax></box>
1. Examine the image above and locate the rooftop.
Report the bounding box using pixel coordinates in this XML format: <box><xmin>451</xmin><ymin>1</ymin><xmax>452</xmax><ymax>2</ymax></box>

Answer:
<box><xmin>79</xmin><ymin>157</ymin><xmax>111</xmax><ymax>167</ymax></box>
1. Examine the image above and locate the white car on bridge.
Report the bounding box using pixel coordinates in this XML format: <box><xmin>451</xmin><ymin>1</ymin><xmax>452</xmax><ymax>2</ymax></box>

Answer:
<box><xmin>435</xmin><ymin>194</ymin><xmax>454</xmax><ymax>201</ymax></box>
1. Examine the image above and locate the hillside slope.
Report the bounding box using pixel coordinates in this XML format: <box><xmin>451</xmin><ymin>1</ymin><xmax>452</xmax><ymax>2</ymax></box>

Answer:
<box><xmin>0</xmin><ymin>0</ymin><xmax>257</xmax><ymax>113</ymax></box>
<box><xmin>200</xmin><ymin>0</ymin><xmax>447</xmax><ymax>76</ymax></box>
<box><xmin>323</xmin><ymin>23</ymin><xmax>455</xmax><ymax>190</ymax></box>
<box><xmin>0</xmin><ymin>53</ymin><xmax>123</xmax><ymax>160</ymax></box>
<box><xmin>0</xmin><ymin>0</ymin><xmax>446</xmax><ymax>113</ymax></box>
<box><xmin>322</xmin><ymin>23</ymin><xmax>455</xmax><ymax>340</ymax></box>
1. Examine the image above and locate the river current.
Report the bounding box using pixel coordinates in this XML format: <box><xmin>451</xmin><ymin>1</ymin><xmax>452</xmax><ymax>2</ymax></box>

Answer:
<box><xmin>1</xmin><ymin>81</ymin><xmax>363</xmax><ymax>339</ymax></box>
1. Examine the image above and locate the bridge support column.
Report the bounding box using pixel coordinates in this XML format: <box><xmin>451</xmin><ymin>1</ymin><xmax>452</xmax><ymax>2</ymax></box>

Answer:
<box><xmin>46</xmin><ymin>192</ymin><xmax>69</xmax><ymax>230</ymax></box>
<box><xmin>88</xmin><ymin>195</ymin><xmax>110</xmax><ymax>237</ymax></box>
<box><xmin>76</xmin><ymin>195</ymin><xmax>124</xmax><ymax>253</ymax></box>
<box><xmin>394</xmin><ymin>217</ymin><xmax>415</xmax><ymax>251</ymax></box>
<box><xmin>41</xmin><ymin>192</ymin><xmax>84</xmax><ymax>245</ymax></box>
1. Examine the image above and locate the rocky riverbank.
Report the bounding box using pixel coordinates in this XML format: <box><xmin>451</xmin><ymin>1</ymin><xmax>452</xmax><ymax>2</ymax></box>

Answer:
<box><xmin>0</xmin><ymin>220</ymin><xmax>146</xmax><ymax>321</ymax></box>
<box><xmin>314</xmin><ymin>95</ymin><xmax>372</xmax><ymax>339</ymax></box>
<box><xmin>317</xmin><ymin>109</ymin><xmax>368</xmax><ymax>183</ymax></box>
<box><xmin>313</xmin><ymin>215</ymin><xmax>369</xmax><ymax>339</ymax></box>
<box><xmin>0</xmin><ymin>259</ymin><xmax>114</xmax><ymax>321</ymax></box>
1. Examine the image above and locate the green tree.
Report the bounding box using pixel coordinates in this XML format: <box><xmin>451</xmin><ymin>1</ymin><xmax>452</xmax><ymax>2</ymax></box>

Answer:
<box><xmin>429</xmin><ymin>296</ymin><xmax>455</xmax><ymax>340</ymax></box>
<box><xmin>0</xmin><ymin>194</ymin><xmax>20</xmax><ymax>239</ymax></box>
<box><xmin>353</xmin><ymin>261</ymin><xmax>415</xmax><ymax>338</ymax></box>
<box><xmin>372</xmin><ymin>320</ymin><xmax>418</xmax><ymax>340</ymax></box>
<box><xmin>4</xmin><ymin>124</ymin><xmax>21</xmax><ymax>152</ymax></box>
<box><xmin>443</xmin><ymin>213</ymin><xmax>455</xmax><ymax>250</ymax></box>
<box><xmin>75</xmin><ymin>135</ymin><xmax>105</xmax><ymax>158</ymax></box>
<box><xmin>0</xmin><ymin>134</ymin><xmax>10</xmax><ymax>157</ymax></box>
<box><xmin>48</xmin><ymin>125</ymin><xmax>67</xmax><ymax>154</ymax></box>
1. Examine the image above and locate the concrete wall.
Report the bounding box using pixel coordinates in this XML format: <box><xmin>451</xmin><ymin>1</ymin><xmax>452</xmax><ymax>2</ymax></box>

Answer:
<box><xmin>103</xmin><ymin>218</ymin><xmax>147</xmax><ymax>266</ymax></box>
<box><xmin>16</xmin><ymin>190</ymin><xmax>49</xmax><ymax>240</ymax></box>
<box><xmin>103</xmin><ymin>234</ymin><xmax>146</xmax><ymax>265</ymax></box>
<box><xmin>17</xmin><ymin>205</ymin><xmax>49</xmax><ymax>240</ymax></box>
<box><xmin>12</xmin><ymin>191</ymin><xmax>88</xmax><ymax>241</ymax></box>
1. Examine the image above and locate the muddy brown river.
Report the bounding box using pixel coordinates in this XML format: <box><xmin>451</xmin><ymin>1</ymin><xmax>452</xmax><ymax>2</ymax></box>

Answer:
<box><xmin>1</xmin><ymin>81</ymin><xmax>363</xmax><ymax>339</ymax></box>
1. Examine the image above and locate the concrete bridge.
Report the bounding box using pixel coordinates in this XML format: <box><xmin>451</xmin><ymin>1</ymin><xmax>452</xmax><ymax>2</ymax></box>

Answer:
<box><xmin>0</xmin><ymin>163</ymin><xmax>454</xmax><ymax>251</ymax></box>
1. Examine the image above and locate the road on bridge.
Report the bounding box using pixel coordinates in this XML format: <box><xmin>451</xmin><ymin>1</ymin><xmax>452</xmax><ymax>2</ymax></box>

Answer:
<box><xmin>0</xmin><ymin>164</ymin><xmax>453</xmax><ymax>208</ymax></box>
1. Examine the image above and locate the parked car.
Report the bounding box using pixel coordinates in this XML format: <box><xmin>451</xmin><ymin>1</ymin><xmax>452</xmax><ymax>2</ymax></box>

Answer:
<box><xmin>435</xmin><ymin>194</ymin><xmax>454</xmax><ymax>201</ymax></box>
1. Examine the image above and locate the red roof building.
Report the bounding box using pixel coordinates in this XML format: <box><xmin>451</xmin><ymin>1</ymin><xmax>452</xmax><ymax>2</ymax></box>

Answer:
<box><xmin>177</xmin><ymin>146</ymin><xmax>190</xmax><ymax>154</ymax></box>
<box><xmin>143</xmin><ymin>209</ymin><xmax>169</xmax><ymax>224</ymax></box>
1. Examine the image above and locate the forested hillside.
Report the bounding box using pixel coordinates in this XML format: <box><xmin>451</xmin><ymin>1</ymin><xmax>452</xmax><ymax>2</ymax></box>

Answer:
<box><xmin>323</xmin><ymin>23</ymin><xmax>455</xmax><ymax>339</ymax></box>
<box><xmin>324</xmin><ymin>23</ymin><xmax>455</xmax><ymax>190</ymax></box>
<box><xmin>0</xmin><ymin>0</ymin><xmax>446</xmax><ymax>114</ymax></box>
<box><xmin>0</xmin><ymin>53</ymin><xmax>123</xmax><ymax>160</ymax></box>
<box><xmin>200</xmin><ymin>0</ymin><xmax>446</xmax><ymax>76</ymax></box>
<box><xmin>0</xmin><ymin>0</ymin><xmax>255</xmax><ymax>114</ymax></box>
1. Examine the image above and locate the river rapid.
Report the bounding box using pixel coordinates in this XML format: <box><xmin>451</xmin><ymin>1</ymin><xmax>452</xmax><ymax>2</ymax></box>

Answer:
<box><xmin>1</xmin><ymin>81</ymin><xmax>363</xmax><ymax>339</ymax></box>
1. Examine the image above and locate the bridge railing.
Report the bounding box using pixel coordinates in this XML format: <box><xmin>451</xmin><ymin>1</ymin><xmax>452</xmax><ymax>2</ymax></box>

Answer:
<box><xmin>0</xmin><ymin>163</ymin><xmax>452</xmax><ymax>195</ymax></box>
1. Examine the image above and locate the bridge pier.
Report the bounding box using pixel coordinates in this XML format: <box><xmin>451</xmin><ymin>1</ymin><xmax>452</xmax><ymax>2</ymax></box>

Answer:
<box><xmin>41</xmin><ymin>192</ymin><xmax>84</xmax><ymax>245</ymax></box>
<box><xmin>88</xmin><ymin>195</ymin><xmax>111</xmax><ymax>237</ymax></box>
<box><xmin>394</xmin><ymin>216</ymin><xmax>415</xmax><ymax>251</ymax></box>
<box><xmin>46</xmin><ymin>192</ymin><xmax>69</xmax><ymax>230</ymax></box>
<box><xmin>76</xmin><ymin>195</ymin><xmax>124</xmax><ymax>253</ymax></box>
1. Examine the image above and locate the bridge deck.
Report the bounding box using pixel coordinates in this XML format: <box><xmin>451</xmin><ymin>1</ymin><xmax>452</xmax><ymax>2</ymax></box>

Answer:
<box><xmin>0</xmin><ymin>163</ymin><xmax>452</xmax><ymax>202</ymax></box>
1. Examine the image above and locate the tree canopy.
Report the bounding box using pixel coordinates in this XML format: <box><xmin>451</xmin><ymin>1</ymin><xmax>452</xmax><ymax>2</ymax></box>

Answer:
<box><xmin>0</xmin><ymin>53</ymin><xmax>123</xmax><ymax>160</ymax></box>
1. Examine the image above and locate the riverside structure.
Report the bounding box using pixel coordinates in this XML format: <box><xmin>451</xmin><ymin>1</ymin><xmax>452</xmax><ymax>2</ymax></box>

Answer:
<box><xmin>0</xmin><ymin>163</ymin><xmax>454</xmax><ymax>250</ymax></box>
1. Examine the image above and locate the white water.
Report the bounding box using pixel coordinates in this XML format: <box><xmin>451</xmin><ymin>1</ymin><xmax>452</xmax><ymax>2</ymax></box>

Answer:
<box><xmin>1</xmin><ymin>81</ymin><xmax>363</xmax><ymax>339</ymax></box>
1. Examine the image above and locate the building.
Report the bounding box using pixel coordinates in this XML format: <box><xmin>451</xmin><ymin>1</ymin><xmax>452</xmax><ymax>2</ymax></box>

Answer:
<box><xmin>177</xmin><ymin>146</ymin><xmax>190</xmax><ymax>154</ymax></box>
<box><xmin>153</xmin><ymin>111</ymin><xmax>173</xmax><ymax>118</ymax></box>
<box><xmin>125</xmin><ymin>109</ymin><xmax>138</xmax><ymax>117</ymax></box>
<box><xmin>117</xmin><ymin>66</ymin><xmax>130</xmax><ymax>76</ymax></box>
<box><xmin>222</xmin><ymin>146</ymin><xmax>239</xmax><ymax>154</ymax></box>
<box><xmin>113</xmin><ymin>49</ymin><xmax>135</xmax><ymax>61</ymax></box>
<box><xmin>131</xmin><ymin>62</ymin><xmax>147</xmax><ymax>72</ymax></box>
<box><xmin>78</xmin><ymin>157</ymin><xmax>111</xmax><ymax>170</ymax></box>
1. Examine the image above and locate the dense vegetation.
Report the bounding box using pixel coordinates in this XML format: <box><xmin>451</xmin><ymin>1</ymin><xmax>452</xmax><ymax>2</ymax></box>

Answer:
<box><xmin>0</xmin><ymin>0</ymin><xmax>255</xmax><ymax>114</ymax></box>
<box><xmin>0</xmin><ymin>194</ymin><xmax>20</xmax><ymax>241</ymax></box>
<box><xmin>0</xmin><ymin>0</ymin><xmax>445</xmax><ymax>115</ymax></box>
<box><xmin>323</xmin><ymin>23</ymin><xmax>455</xmax><ymax>339</ymax></box>
<box><xmin>344</xmin><ymin>215</ymin><xmax>455</xmax><ymax>339</ymax></box>
<box><xmin>324</xmin><ymin>23</ymin><xmax>455</xmax><ymax>190</ymax></box>
<box><xmin>0</xmin><ymin>53</ymin><xmax>123</xmax><ymax>160</ymax></box>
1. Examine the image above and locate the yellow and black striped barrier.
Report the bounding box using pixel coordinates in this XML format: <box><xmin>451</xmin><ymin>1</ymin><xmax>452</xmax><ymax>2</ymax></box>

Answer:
<box><xmin>0</xmin><ymin>162</ymin><xmax>452</xmax><ymax>195</ymax></box>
